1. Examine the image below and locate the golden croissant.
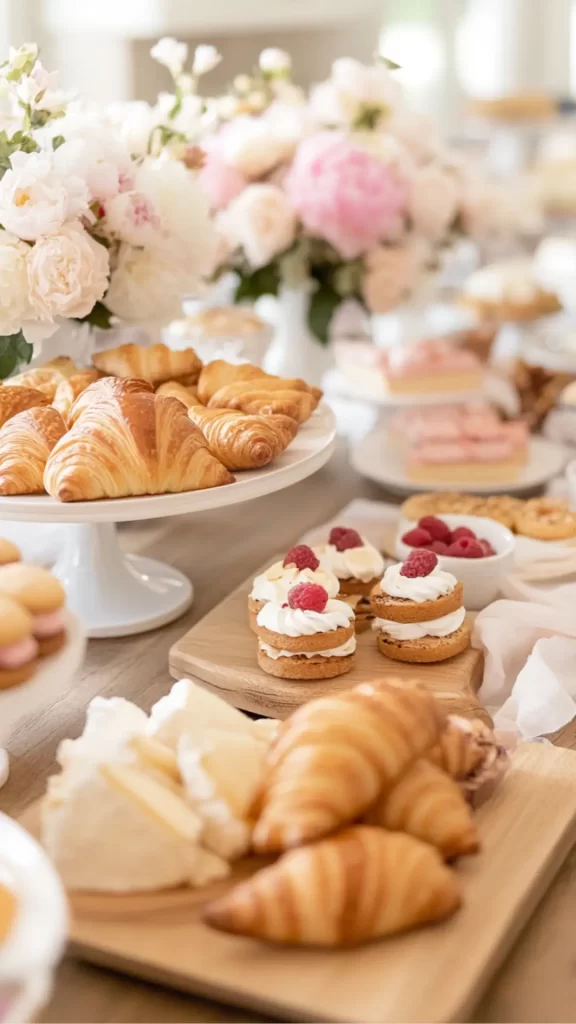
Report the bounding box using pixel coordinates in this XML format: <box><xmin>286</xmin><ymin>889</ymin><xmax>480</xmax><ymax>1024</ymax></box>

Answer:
<box><xmin>0</xmin><ymin>386</ymin><xmax>49</xmax><ymax>429</ymax></box>
<box><xmin>366</xmin><ymin>759</ymin><xmax>479</xmax><ymax>860</ymax></box>
<box><xmin>67</xmin><ymin>377</ymin><xmax>153</xmax><ymax>426</ymax></box>
<box><xmin>252</xmin><ymin>681</ymin><xmax>446</xmax><ymax>853</ymax></box>
<box><xmin>44</xmin><ymin>392</ymin><xmax>234</xmax><ymax>501</ymax></box>
<box><xmin>0</xmin><ymin>406</ymin><xmax>66</xmax><ymax>495</ymax></box>
<box><xmin>52</xmin><ymin>370</ymin><xmax>101</xmax><ymax>424</ymax></box>
<box><xmin>205</xmin><ymin>825</ymin><xmax>461</xmax><ymax>947</ymax></box>
<box><xmin>93</xmin><ymin>342</ymin><xmax>202</xmax><ymax>386</ymax></box>
<box><xmin>4</xmin><ymin>368</ymin><xmax>66</xmax><ymax>401</ymax></box>
<box><xmin>188</xmin><ymin>406</ymin><xmax>298</xmax><ymax>470</ymax></box>
<box><xmin>156</xmin><ymin>381</ymin><xmax>200</xmax><ymax>408</ymax></box>
<box><xmin>43</xmin><ymin>356</ymin><xmax>79</xmax><ymax>379</ymax></box>
<box><xmin>429</xmin><ymin>716</ymin><xmax>491</xmax><ymax>780</ymax></box>
<box><xmin>208</xmin><ymin>385</ymin><xmax>316</xmax><ymax>423</ymax></box>
<box><xmin>197</xmin><ymin>360</ymin><xmax>273</xmax><ymax>405</ymax></box>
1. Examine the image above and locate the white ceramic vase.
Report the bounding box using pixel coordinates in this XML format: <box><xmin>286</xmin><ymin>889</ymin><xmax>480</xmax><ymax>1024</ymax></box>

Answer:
<box><xmin>263</xmin><ymin>285</ymin><xmax>334</xmax><ymax>386</ymax></box>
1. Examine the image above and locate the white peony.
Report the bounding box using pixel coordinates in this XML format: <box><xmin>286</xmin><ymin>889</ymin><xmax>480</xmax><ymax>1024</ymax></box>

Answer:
<box><xmin>218</xmin><ymin>184</ymin><xmax>297</xmax><ymax>269</ymax></box>
<box><xmin>27</xmin><ymin>222</ymin><xmax>110</xmax><ymax>321</ymax></box>
<box><xmin>0</xmin><ymin>231</ymin><xmax>34</xmax><ymax>335</ymax></box>
<box><xmin>192</xmin><ymin>45</ymin><xmax>221</xmax><ymax>76</ymax></box>
<box><xmin>133</xmin><ymin>157</ymin><xmax>217</xmax><ymax>281</ymax></box>
<box><xmin>102</xmin><ymin>190</ymin><xmax>161</xmax><ymax>247</ymax></box>
<box><xmin>219</xmin><ymin>115</ymin><xmax>294</xmax><ymax>178</ymax></box>
<box><xmin>151</xmin><ymin>37</ymin><xmax>188</xmax><ymax>78</ymax></box>
<box><xmin>106</xmin><ymin>101</ymin><xmax>158</xmax><ymax>158</ymax></box>
<box><xmin>310</xmin><ymin>57</ymin><xmax>403</xmax><ymax>128</ymax></box>
<box><xmin>105</xmin><ymin>245</ymin><xmax>190</xmax><ymax>324</ymax></box>
<box><xmin>259</xmin><ymin>48</ymin><xmax>291</xmax><ymax>75</ymax></box>
<box><xmin>0</xmin><ymin>150</ymin><xmax>90</xmax><ymax>241</ymax></box>
<box><xmin>51</xmin><ymin>110</ymin><xmax>135</xmax><ymax>201</ymax></box>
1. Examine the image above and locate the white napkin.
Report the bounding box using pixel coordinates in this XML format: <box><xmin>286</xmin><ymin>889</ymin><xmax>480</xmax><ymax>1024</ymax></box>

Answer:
<box><xmin>501</xmin><ymin>535</ymin><xmax>576</xmax><ymax>605</ymax></box>
<box><xmin>473</xmin><ymin>599</ymin><xmax>576</xmax><ymax>738</ymax></box>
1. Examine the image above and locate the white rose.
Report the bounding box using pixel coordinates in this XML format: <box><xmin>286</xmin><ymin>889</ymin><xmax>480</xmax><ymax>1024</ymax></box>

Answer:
<box><xmin>387</xmin><ymin>109</ymin><xmax>442</xmax><ymax>165</ymax></box>
<box><xmin>150</xmin><ymin>37</ymin><xmax>188</xmax><ymax>78</ymax></box>
<box><xmin>259</xmin><ymin>49</ymin><xmax>291</xmax><ymax>75</ymax></box>
<box><xmin>409</xmin><ymin>164</ymin><xmax>460</xmax><ymax>242</ymax></box>
<box><xmin>0</xmin><ymin>150</ymin><xmax>90</xmax><ymax>241</ymax></box>
<box><xmin>133</xmin><ymin>158</ymin><xmax>217</xmax><ymax>283</ymax></box>
<box><xmin>220</xmin><ymin>115</ymin><xmax>292</xmax><ymax>178</ymax></box>
<box><xmin>27</xmin><ymin>223</ymin><xmax>110</xmax><ymax>321</ymax></box>
<box><xmin>105</xmin><ymin>245</ymin><xmax>189</xmax><ymax>324</ymax></box>
<box><xmin>311</xmin><ymin>57</ymin><xmax>402</xmax><ymax>128</ymax></box>
<box><xmin>53</xmin><ymin>129</ymin><xmax>135</xmax><ymax>203</ymax></box>
<box><xmin>192</xmin><ymin>45</ymin><xmax>221</xmax><ymax>76</ymax></box>
<box><xmin>219</xmin><ymin>184</ymin><xmax>296</xmax><ymax>269</ymax></box>
<box><xmin>0</xmin><ymin>231</ymin><xmax>33</xmax><ymax>335</ymax></box>
<box><xmin>102</xmin><ymin>190</ymin><xmax>161</xmax><ymax>247</ymax></box>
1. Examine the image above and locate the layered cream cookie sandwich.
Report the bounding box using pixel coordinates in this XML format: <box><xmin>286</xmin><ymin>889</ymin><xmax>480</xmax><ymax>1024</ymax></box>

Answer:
<box><xmin>315</xmin><ymin>527</ymin><xmax>385</xmax><ymax>633</ymax></box>
<box><xmin>371</xmin><ymin>550</ymin><xmax>469</xmax><ymax>664</ymax></box>
<box><xmin>255</xmin><ymin>582</ymin><xmax>356</xmax><ymax>681</ymax></box>
<box><xmin>248</xmin><ymin>545</ymin><xmax>339</xmax><ymax>632</ymax></box>
<box><xmin>0</xmin><ymin>594</ymin><xmax>38</xmax><ymax>689</ymax></box>
<box><xmin>0</xmin><ymin>564</ymin><xmax>67</xmax><ymax>656</ymax></box>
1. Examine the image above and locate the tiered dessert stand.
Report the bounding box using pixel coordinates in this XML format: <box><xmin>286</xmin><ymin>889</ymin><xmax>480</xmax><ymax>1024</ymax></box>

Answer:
<box><xmin>0</xmin><ymin>405</ymin><xmax>337</xmax><ymax>639</ymax></box>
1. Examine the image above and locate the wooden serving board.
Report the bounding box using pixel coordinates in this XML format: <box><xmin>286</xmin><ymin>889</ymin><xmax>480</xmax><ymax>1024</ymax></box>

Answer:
<box><xmin>21</xmin><ymin>744</ymin><xmax>576</xmax><ymax>1023</ymax></box>
<box><xmin>169</xmin><ymin>564</ymin><xmax>488</xmax><ymax>722</ymax></box>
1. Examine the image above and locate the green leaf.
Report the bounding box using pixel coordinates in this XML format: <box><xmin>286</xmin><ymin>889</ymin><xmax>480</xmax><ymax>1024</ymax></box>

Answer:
<box><xmin>0</xmin><ymin>331</ymin><xmax>33</xmax><ymax>379</ymax></box>
<box><xmin>80</xmin><ymin>302</ymin><xmax>113</xmax><ymax>330</ymax></box>
<box><xmin>377</xmin><ymin>54</ymin><xmax>402</xmax><ymax>70</ymax></box>
<box><xmin>307</xmin><ymin>286</ymin><xmax>340</xmax><ymax>344</ymax></box>
<box><xmin>234</xmin><ymin>263</ymin><xmax>280</xmax><ymax>302</ymax></box>
<box><xmin>51</xmin><ymin>134</ymin><xmax>66</xmax><ymax>151</ymax></box>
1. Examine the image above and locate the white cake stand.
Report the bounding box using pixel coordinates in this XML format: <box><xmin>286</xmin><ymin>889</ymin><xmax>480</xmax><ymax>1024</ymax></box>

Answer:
<box><xmin>0</xmin><ymin>406</ymin><xmax>337</xmax><ymax>638</ymax></box>
<box><xmin>0</xmin><ymin>609</ymin><xmax>86</xmax><ymax>789</ymax></box>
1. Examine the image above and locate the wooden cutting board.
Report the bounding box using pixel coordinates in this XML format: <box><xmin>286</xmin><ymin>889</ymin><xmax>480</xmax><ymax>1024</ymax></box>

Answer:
<box><xmin>21</xmin><ymin>743</ymin><xmax>576</xmax><ymax>1023</ymax></box>
<box><xmin>169</xmin><ymin>565</ymin><xmax>488</xmax><ymax>723</ymax></box>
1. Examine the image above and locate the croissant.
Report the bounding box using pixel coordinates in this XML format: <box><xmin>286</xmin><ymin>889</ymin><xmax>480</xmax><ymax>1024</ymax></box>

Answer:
<box><xmin>93</xmin><ymin>343</ymin><xmax>202</xmax><ymax>386</ymax></box>
<box><xmin>209</xmin><ymin>386</ymin><xmax>316</xmax><ymax>423</ymax></box>
<box><xmin>44</xmin><ymin>392</ymin><xmax>233</xmax><ymax>501</ymax></box>
<box><xmin>252</xmin><ymin>681</ymin><xmax>446</xmax><ymax>853</ymax></box>
<box><xmin>0</xmin><ymin>386</ymin><xmax>49</xmax><ymax>429</ymax></box>
<box><xmin>197</xmin><ymin>360</ymin><xmax>272</xmax><ymax>405</ymax></box>
<box><xmin>205</xmin><ymin>825</ymin><xmax>461</xmax><ymax>946</ymax></box>
<box><xmin>156</xmin><ymin>381</ymin><xmax>200</xmax><ymax>408</ymax></box>
<box><xmin>52</xmin><ymin>370</ymin><xmax>101</xmax><ymax>424</ymax></box>
<box><xmin>0</xmin><ymin>406</ymin><xmax>67</xmax><ymax>495</ymax></box>
<box><xmin>67</xmin><ymin>377</ymin><xmax>153</xmax><ymax>426</ymax></box>
<box><xmin>429</xmin><ymin>716</ymin><xmax>490</xmax><ymax>779</ymax></box>
<box><xmin>365</xmin><ymin>759</ymin><xmax>479</xmax><ymax>860</ymax></box>
<box><xmin>187</xmin><ymin>406</ymin><xmax>298</xmax><ymax>470</ymax></box>
<box><xmin>4</xmin><ymin>369</ymin><xmax>65</xmax><ymax>402</ymax></box>
<box><xmin>43</xmin><ymin>356</ymin><xmax>79</xmax><ymax>379</ymax></box>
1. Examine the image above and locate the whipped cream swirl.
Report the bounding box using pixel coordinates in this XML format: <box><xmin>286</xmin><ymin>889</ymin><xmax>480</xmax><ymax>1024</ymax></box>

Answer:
<box><xmin>250</xmin><ymin>562</ymin><xmax>339</xmax><ymax>603</ymax></box>
<box><xmin>259</xmin><ymin>636</ymin><xmax>357</xmax><ymax>660</ymax></box>
<box><xmin>256</xmin><ymin>598</ymin><xmax>354</xmax><ymax>637</ymax></box>
<box><xmin>315</xmin><ymin>538</ymin><xmax>385</xmax><ymax>582</ymax></box>
<box><xmin>373</xmin><ymin>606</ymin><xmax>465</xmax><ymax>641</ymax></box>
<box><xmin>380</xmin><ymin>562</ymin><xmax>457</xmax><ymax>602</ymax></box>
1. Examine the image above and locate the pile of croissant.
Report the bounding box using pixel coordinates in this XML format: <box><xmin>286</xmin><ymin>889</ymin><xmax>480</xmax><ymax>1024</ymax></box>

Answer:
<box><xmin>0</xmin><ymin>343</ymin><xmax>322</xmax><ymax>501</ymax></box>
<box><xmin>204</xmin><ymin>678</ymin><xmax>508</xmax><ymax>948</ymax></box>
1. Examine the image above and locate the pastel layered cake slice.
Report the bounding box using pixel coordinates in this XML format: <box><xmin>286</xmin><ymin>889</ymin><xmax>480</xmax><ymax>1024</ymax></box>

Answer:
<box><xmin>380</xmin><ymin>339</ymin><xmax>483</xmax><ymax>396</ymax></box>
<box><xmin>407</xmin><ymin>422</ymin><xmax>528</xmax><ymax>484</ymax></box>
<box><xmin>370</xmin><ymin>550</ymin><xmax>470</xmax><ymax>664</ymax></box>
<box><xmin>248</xmin><ymin>545</ymin><xmax>340</xmax><ymax>633</ymax></box>
<box><xmin>255</xmin><ymin>582</ymin><xmax>356</xmax><ymax>680</ymax></box>
<box><xmin>314</xmin><ymin>527</ymin><xmax>385</xmax><ymax>634</ymax></box>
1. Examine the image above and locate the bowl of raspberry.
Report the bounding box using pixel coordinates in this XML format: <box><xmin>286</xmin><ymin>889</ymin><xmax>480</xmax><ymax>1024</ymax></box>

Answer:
<box><xmin>395</xmin><ymin>513</ymin><xmax>515</xmax><ymax>609</ymax></box>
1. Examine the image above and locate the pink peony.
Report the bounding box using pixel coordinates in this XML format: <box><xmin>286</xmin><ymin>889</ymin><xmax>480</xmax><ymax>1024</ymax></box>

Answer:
<box><xmin>285</xmin><ymin>132</ymin><xmax>408</xmax><ymax>260</ymax></box>
<box><xmin>361</xmin><ymin>242</ymin><xmax>419</xmax><ymax>313</ymax></box>
<box><xmin>199</xmin><ymin>146</ymin><xmax>247</xmax><ymax>212</ymax></box>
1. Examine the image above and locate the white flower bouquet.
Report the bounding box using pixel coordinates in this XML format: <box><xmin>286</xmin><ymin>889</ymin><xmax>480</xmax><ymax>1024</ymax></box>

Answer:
<box><xmin>0</xmin><ymin>43</ymin><xmax>216</xmax><ymax>378</ymax></box>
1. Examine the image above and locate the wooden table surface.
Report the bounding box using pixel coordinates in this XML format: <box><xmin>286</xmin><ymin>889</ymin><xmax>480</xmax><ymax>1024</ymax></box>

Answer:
<box><xmin>4</xmin><ymin>441</ymin><xmax>576</xmax><ymax>1024</ymax></box>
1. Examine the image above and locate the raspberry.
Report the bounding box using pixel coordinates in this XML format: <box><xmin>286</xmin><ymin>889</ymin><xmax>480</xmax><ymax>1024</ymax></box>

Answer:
<box><xmin>400</xmin><ymin>550</ymin><xmax>438</xmax><ymax>577</ymax></box>
<box><xmin>479</xmin><ymin>538</ymin><xmax>496</xmax><ymax>557</ymax></box>
<box><xmin>428</xmin><ymin>540</ymin><xmax>449</xmax><ymax>555</ymax></box>
<box><xmin>446</xmin><ymin>537</ymin><xmax>484</xmax><ymax>558</ymax></box>
<box><xmin>401</xmin><ymin>527</ymin><xmax>432</xmax><ymax>548</ymax></box>
<box><xmin>417</xmin><ymin>516</ymin><xmax>451</xmax><ymax>542</ymax></box>
<box><xmin>329</xmin><ymin>526</ymin><xmax>363</xmax><ymax>551</ymax></box>
<box><xmin>288</xmin><ymin>582</ymin><xmax>328</xmax><ymax>612</ymax></box>
<box><xmin>283</xmin><ymin>544</ymin><xmax>319</xmax><ymax>571</ymax></box>
<box><xmin>451</xmin><ymin>526</ymin><xmax>476</xmax><ymax>542</ymax></box>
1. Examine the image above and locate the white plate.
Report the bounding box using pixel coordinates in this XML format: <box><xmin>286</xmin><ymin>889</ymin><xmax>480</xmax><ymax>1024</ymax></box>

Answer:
<box><xmin>351</xmin><ymin>428</ymin><xmax>568</xmax><ymax>495</ymax></box>
<box><xmin>0</xmin><ymin>405</ymin><xmax>336</xmax><ymax>523</ymax></box>
<box><xmin>0</xmin><ymin>813</ymin><xmax>67</xmax><ymax>1023</ymax></box>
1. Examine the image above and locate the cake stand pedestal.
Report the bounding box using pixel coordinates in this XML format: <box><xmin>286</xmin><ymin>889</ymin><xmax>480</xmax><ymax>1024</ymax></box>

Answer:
<box><xmin>0</xmin><ymin>406</ymin><xmax>336</xmax><ymax>638</ymax></box>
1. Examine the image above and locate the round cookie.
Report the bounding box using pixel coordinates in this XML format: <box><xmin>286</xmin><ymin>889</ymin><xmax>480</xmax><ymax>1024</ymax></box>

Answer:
<box><xmin>476</xmin><ymin>495</ymin><xmax>525</xmax><ymax>531</ymax></box>
<box><xmin>401</xmin><ymin>493</ymin><xmax>482</xmax><ymax>522</ymax></box>
<box><xmin>0</xmin><ymin>564</ymin><xmax>66</xmax><ymax>656</ymax></box>
<box><xmin>515</xmin><ymin>498</ymin><xmax>576</xmax><ymax>540</ymax></box>
<box><xmin>255</xmin><ymin>621</ymin><xmax>354</xmax><ymax>652</ymax></box>
<box><xmin>376</xmin><ymin>623</ymin><xmax>471</xmax><ymax>664</ymax></box>
<box><xmin>337</xmin><ymin>577</ymin><xmax>379</xmax><ymax>598</ymax></box>
<box><xmin>257</xmin><ymin>647</ymin><xmax>355</xmax><ymax>680</ymax></box>
<box><xmin>371</xmin><ymin>582</ymin><xmax>464</xmax><ymax>624</ymax></box>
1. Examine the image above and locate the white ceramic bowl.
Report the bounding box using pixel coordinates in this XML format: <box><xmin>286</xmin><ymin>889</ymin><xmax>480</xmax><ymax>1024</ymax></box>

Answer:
<box><xmin>395</xmin><ymin>514</ymin><xmax>515</xmax><ymax>610</ymax></box>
